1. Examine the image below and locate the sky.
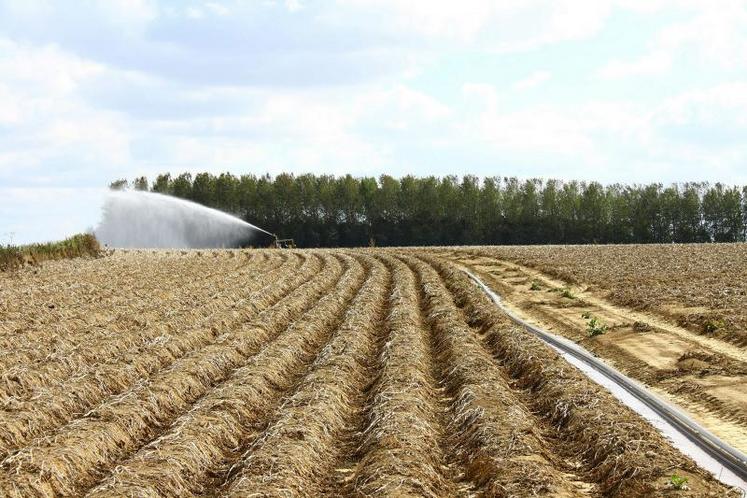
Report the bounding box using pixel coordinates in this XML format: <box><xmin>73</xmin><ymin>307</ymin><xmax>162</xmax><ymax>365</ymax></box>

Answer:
<box><xmin>1</xmin><ymin>0</ymin><xmax>747</xmax><ymax>243</ymax></box>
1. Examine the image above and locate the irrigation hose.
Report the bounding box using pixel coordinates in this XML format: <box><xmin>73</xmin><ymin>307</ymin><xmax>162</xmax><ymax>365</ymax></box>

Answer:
<box><xmin>463</xmin><ymin>269</ymin><xmax>747</xmax><ymax>487</ymax></box>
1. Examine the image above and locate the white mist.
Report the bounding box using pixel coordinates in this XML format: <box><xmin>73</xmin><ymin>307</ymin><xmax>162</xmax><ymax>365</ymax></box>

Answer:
<box><xmin>95</xmin><ymin>190</ymin><xmax>272</xmax><ymax>249</ymax></box>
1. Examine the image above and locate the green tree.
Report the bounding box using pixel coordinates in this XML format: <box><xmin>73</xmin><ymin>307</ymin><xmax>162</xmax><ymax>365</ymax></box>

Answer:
<box><xmin>115</xmin><ymin>171</ymin><xmax>747</xmax><ymax>248</ymax></box>
<box><xmin>132</xmin><ymin>176</ymin><xmax>148</xmax><ymax>191</ymax></box>
<box><xmin>191</xmin><ymin>172</ymin><xmax>216</xmax><ymax>206</ymax></box>
<box><xmin>109</xmin><ymin>179</ymin><xmax>129</xmax><ymax>190</ymax></box>
<box><xmin>171</xmin><ymin>173</ymin><xmax>193</xmax><ymax>199</ymax></box>
<box><xmin>152</xmin><ymin>173</ymin><xmax>171</xmax><ymax>194</ymax></box>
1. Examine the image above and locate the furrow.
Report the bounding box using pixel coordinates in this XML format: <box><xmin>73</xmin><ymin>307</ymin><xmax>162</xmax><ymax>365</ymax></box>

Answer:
<box><xmin>85</xmin><ymin>254</ymin><xmax>367</xmax><ymax>497</ymax></box>
<box><xmin>221</xmin><ymin>254</ymin><xmax>389</xmax><ymax>497</ymax></box>
<box><xmin>349</xmin><ymin>255</ymin><xmax>454</xmax><ymax>497</ymax></box>
<box><xmin>423</xmin><ymin>254</ymin><xmax>732</xmax><ymax>497</ymax></box>
<box><xmin>404</xmin><ymin>254</ymin><xmax>587</xmax><ymax>496</ymax></box>
<box><xmin>0</xmin><ymin>252</ymin><xmax>338</xmax><ymax>497</ymax></box>
<box><xmin>0</xmin><ymin>253</ymin><xmax>302</xmax><ymax>461</ymax></box>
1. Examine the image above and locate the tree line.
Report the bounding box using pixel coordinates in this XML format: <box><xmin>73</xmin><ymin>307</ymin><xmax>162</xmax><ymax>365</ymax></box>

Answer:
<box><xmin>109</xmin><ymin>173</ymin><xmax>747</xmax><ymax>247</ymax></box>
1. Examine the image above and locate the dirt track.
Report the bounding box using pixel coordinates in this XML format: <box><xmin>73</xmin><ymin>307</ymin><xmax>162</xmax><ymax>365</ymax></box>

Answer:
<box><xmin>0</xmin><ymin>249</ymin><xmax>739</xmax><ymax>496</ymax></box>
<box><xmin>440</xmin><ymin>247</ymin><xmax>747</xmax><ymax>460</ymax></box>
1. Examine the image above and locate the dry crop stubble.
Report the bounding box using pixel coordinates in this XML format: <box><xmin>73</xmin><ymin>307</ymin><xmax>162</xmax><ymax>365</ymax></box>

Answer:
<box><xmin>350</xmin><ymin>255</ymin><xmax>455</xmax><ymax>498</ymax></box>
<box><xmin>86</xmin><ymin>254</ymin><xmax>367</xmax><ymax>497</ymax></box>
<box><xmin>459</xmin><ymin>244</ymin><xmax>747</xmax><ymax>347</ymax></box>
<box><xmin>0</xmin><ymin>248</ymin><xmax>739</xmax><ymax>497</ymax></box>
<box><xmin>0</xmin><ymin>252</ymin><xmax>299</xmax><ymax>461</ymax></box>
<box><xmin>0</xmin><ymin>250</ymin><xmax>255</xmax><ymax>361</ymax></box>
<box><xmin>424</xmin><ymin>254</ymin><xmax>730</xmax><ymax>496</ymax></box>
<box><xmin>0</xmin><ymin>253</ymin><xmax>338</xmax><ymax>496</ymax></box>
<box><xmin>403</xmin><ymin>254</ymin><xmax>584</xmax><ymax>496</ymax></box>
<box><xmin>441</xmin><ymin>246</ymin><xmax>747</xmax><ymax>457</ymax></box>
<box><xmin>0</xmin><ymin>252</ymin><xmax>285</xmax><ymax>409</ymax></box>
<box><xmin>221</xmin><ymin>254</ymin><xmax>389</xmax><ymax>496</ymax></box>
<box><xmin>0</xmin><ymin>251</ymin><xmax>288</xmax><ymax>402</ymax></box>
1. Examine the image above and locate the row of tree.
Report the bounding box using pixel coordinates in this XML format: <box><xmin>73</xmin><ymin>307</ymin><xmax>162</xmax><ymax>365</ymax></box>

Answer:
<box><xmin>110</xmin><ymin>173</ymin><xmax>747</xmax><ymax>247</ymax></box>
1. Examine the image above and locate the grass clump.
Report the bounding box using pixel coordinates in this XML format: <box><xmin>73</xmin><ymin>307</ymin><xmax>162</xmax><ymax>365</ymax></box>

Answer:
<box><xmin>529</xmin><ymin>280</ymin><xmax>542</xmax><ymax>291</ymax></box>
<box><xmin>584</xmin><ymin>314</ymin><xmax>608</xmax><ymax>337</ymax></box>
<box><xmin>560</xmin><ymin>287</ymin><xmax>576</xmax><ymax>299</ymax></box>
<box><xmin>702</xmin><ymin>319</ymin><xmax>724</xmax><ymax>334</ymax></box>
<box><xmin>668</xmin><ymin>474</ymin><xmax>689</xmax><ymax>490</ymax></box>
<box><xmin>1</xmin><ymin>233</ymin><xmax>101</xmax><ymax>272</ymax></box>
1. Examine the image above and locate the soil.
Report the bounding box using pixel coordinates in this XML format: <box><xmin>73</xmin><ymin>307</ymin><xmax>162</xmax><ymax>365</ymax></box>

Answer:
<box><xmin>0</xmin><ymin>248</ymin><xmax>737</xmax><ymax>497</ymax></box>
<box><xmin>442</xmin><ymin>249</ymin><xmax>747</xmax><ymax>456</ymax></box>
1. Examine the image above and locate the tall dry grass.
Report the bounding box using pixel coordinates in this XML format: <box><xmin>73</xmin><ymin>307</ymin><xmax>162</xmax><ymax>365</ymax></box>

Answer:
<box><xmin>0</xmin><ymin>233</ymin><xmax>101</xmax><ymax>272</ymax></box>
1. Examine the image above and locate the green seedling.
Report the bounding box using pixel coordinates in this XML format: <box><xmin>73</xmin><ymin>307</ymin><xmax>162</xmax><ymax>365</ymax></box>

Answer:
<box><xmin>530</xmin><ymin>280</ymin><xmax>542</xmax><ymax>291</ymax></box>
<box><xmin>586</xmin><ymin>315</ymin><xmax>608</xmax><ymax>337</ymax></box>
<box><xmin>668</xmin><ymin>474</ymin><xmax>688</xmax><ymax>490</ymax></box>
<box><xmin>702</xmin><ymin>320</ymin><xmax>724</xmax><ymax>334</ymax></box>
<box><xmin>581</xmin><ymin>311</ymin><xmax>592</xmax><ymax>319</ymax></box>
<box><xmin>560</xmin><ymin>287</ymin><xmax>575</xmax><ymax>299</ymax></box>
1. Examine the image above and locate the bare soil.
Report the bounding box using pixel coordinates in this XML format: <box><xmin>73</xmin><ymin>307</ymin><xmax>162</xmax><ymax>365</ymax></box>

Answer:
<box><xmin>441</xmin><ymin>248</ymin><xmax>747</xmax><ymax>458</ymax></box>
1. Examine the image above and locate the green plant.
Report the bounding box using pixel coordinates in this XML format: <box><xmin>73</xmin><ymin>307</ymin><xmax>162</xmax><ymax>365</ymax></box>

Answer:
<box><xmin>581</xmin><ymin>311</ymin><xmax>592</xmax><ymax>319</ymax></box>
<box><xmin>586</xmin><ymin>315</ymin><xmax>608</xmax><ymax>337</ymax></box>
<box><xmin>702</xmin><ymin>319</ymin><xmax>724</xmax><ymax>334</ymax></box>
<box><xmin>560</xmin><ymin>287</ymin><xmax>576</xmax><ymax>299</ymax></box>
<box><xmin>530</xmin><ymin>280</ymin><xmax>541</xmax><ymax>291</ymax></box>
<box><xmin>668</xmin><ymin>474</ymin><xmax>689</xmax><ymax>490</ymax></box>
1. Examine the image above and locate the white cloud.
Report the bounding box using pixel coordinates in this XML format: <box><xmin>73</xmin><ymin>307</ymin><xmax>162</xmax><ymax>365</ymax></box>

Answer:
<box><xmin>655</xmin><ymin>82</ymin><xmax>747</xmax><ymax>126</ymax></box>
<box><xmin>204</xmin><ymin>2</ymin><xmax>229</xmax><ymax>16</ymax></box>
<box><xmin>1</xmin><ymin>0</ymin><xmax>746</xmax><ymax>206</ymax></box>
<box><xmin>285</xmin><ymin>0</ymin><xmax>303</xmax><ymax>13</ymax></box>
<box><xmin>336</xmin><ymin>0</ymin><xmax>613</xmax><ymax>50</ymax></box>
<box><xmin>0</xmin><ymin>39</ymin><xmax>131</xmax><ymax>184</ymax></box>
<box><xmin>455</xmin><ymin>78</ymin><xmax>747</xmax><ymax>183</ymax></box>
<box><xmin>513</xmin><ymin>70</ymin><xmax>551</xmax><ymax>91</ymax></box>
<box><xmin>0</xmin><ymin>187</ymin><xmax>107</xmax><ymax>244</ymax></box>
<box><xmin>596</xmin><ymin>0</ymin><xmax>747</xmax><ymax>81</ymax></box>
<box><xmin>596</xmin><ymin>51</ymin><xmax>672</xmax><ymax>79</ymax></box>
<box><xmin>656</xmin><ymin>1</ymin><xmax>747</xmax><ymax>69</ymax></box>
<box><xmin>185</xmin><ymin>7</ymin><xmax>203</xmax><ymax>19</ymax></box>
<box><xmin>337</xmin><ymin>0</ymin><xmax>495</xmax><ymax>41</ymax></box>
<box><xmin>462</xmin><ymin>83</ymin><xmax>499</xmax><ymax>110</ymax></box>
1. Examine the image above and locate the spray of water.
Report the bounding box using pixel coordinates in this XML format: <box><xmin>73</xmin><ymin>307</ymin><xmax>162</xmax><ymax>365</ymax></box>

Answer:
<box><xmin>95</xmin><ymin>190</ymin><xmax>274</xmax><ymax>249</ymax></box>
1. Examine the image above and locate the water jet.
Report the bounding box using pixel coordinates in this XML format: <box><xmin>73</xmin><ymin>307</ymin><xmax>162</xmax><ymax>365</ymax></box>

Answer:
<box><xmin>95</xmin><ymin>190</ymin><xmax>274</xmax><ymax>249</ymax></box>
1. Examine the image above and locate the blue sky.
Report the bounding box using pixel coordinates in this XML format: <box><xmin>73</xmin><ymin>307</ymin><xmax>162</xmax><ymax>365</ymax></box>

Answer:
<box><xmin>1</xmin><ymin>0</ymin><xmax>747</xmax><ymax>243</ymax></box>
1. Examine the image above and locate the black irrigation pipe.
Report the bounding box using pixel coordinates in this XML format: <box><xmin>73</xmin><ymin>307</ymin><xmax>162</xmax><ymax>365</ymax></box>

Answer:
<box><xmin>464</xmin><ymin>269</ymin><xmax>747</xmax><ymax>489</ymax></box>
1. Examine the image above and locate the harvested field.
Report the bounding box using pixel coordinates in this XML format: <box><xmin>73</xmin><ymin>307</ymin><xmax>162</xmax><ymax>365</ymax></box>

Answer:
<box><xmin>0</xmin><ymin>248</ymin><xmax>740</xmax><ymax>496</ymax></box>
<box><xmin>439</xmin><ymin>245</ymin><xmax>747</xmax><ymax>461</ymax></box>
<box><xmin>443</xmin><ymin>244</ymin><xmax>747</xmax><ymax>347</ymax></box>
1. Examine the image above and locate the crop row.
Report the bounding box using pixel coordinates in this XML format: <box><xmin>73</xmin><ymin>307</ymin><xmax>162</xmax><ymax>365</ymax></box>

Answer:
<box><xmin>0</xmin><ymin>252</ymin><xmax>284</xmax><ymax>393</ymax></box>
<box><xmin>0</xmin><ymin>252</ymin><xmax>336</xmax><ymax>496</ymax></box>
<box><xmin>422</xmin><ymin>253</ymin><xmax>728</xmax><ymax>496</ymax></box>
<box><xmin>0</xmin><ymin>253</ymin><xmax>303</xmax><ymax>462</ymax></box>
<box><xmin>0</xmin><ymin>249</ymin><xmax>734</xmax><ymax>497</ymax></box>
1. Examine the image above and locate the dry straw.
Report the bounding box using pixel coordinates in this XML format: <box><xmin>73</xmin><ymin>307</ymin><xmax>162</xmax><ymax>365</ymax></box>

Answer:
<box><xmin>86</xmin><ymin>255</ymin><xmax>365</xmax><ymax>497</ymax></box>
<box><xmin>223</xmin><ymin>254</ymin><xmax>388</xmax><ymax>496</ymax></box>
<box><xmin>1</xmin><ymin>253</ymin><xmax>336</xmax><ymax>496</ymax></box>
<box><xmin>404</xmin><ymin>254</ymin><xmax>579</xmax><ymax>496</ymax></box>
<box><xmin>0</xmin><ymin>253</ymin><xmax>295</xmax><ymax>461</ymax></box>
<box><xmin>350</xmin><ymin>255</ymin><xmax>454</xmax><ymax>498</ymax></box>
<box><xmin>425</xmin><ymin>254</ymin><xmax>731</xmax><ymax>497</ymax></box>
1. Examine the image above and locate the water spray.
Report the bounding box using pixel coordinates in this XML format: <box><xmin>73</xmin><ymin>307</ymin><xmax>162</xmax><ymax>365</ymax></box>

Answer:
<box><xmin>95</xmin><ymin>190</ymin><xmax>275</xmax><ymax>249</ymax></box>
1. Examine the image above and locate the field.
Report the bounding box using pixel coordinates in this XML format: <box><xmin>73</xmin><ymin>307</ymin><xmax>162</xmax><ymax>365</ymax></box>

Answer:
<box><xmin>439</xmin><ymin>245</ymin><xmax>747</xmax><ymax>459</ymax></box>
<box><xmin>0</xmin><ymin>248</ymin><xmax>738</xmax><ymax>496</ymax></box>
<box><xmin>452</xmin><ymin>244</ymin><xmax>747</xmax><ymax>347</ymax></box>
